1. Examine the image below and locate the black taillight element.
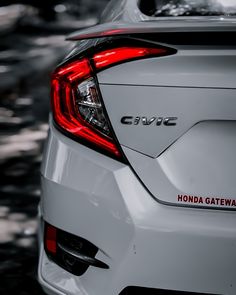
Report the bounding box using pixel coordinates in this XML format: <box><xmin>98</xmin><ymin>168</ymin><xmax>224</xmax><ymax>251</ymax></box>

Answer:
<box><xmin>120</xmin><ymin>286</ymin><xmax>218</xmax><ymax>295</ymax></box>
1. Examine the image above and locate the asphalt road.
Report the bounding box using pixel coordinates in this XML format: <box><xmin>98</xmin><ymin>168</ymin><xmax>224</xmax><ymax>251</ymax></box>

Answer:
<box><xmin>0</xmin><ymin>7</ymin><xmax>85</xmax><ymax>294</ymax></box>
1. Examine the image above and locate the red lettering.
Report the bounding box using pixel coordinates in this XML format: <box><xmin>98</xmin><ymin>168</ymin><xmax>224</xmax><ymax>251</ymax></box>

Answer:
<box><xmin>215</xmin><ymin>198</ymin><xmax>220</xmax><ymax>205</ymax></box>
<box><xmin>211</xmin><ymin>198</ymin><xmax>215</xmax><ymax>205</ymax></box>
<box><xmin>178</xmin><ymin>195</ymin><xmax>183</xmax><ymax>202</ymax></box>
<box><xmin>177</xmin><ymin>195</ymin><xmax>236</xmax><ymax>207</ymax></box>
<box><xmin>189</xmin><ymin>196</ymin><xmax>194</xmax><ymax>202</ymax></box>
<box><xmin>194</xmin><ymin>196</ymin><xmax>198</xmax><ymax>203</ymax></box>
<box><xmin>183</xmin><ymin>195</ymin><xmax>188</xmax><ymax>202</ymax></box>
<box><xmin>220</xmin><ymin>199</ymin><xmax>225</xmax><ymax>206</ymax></box>
<box><xmin>232</xmin><ymin>199</ymin><xmax>236</xmax><ymax>207</ymax></box>
<box><xmin>225</xmin><ymin>199</ymin><xmax>231</xmax><ymax>206</ymax></box>
<box><xmin>205</xmin><ymin>197</ymin><xmax>210</xmax><ymax>205</ymax></box>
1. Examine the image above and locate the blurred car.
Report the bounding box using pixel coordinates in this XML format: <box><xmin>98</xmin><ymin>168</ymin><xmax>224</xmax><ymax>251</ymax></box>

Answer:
<box><xmin>38</xmin><ymin>0</ymin><xmax>236</xmax><ymax>294</ymax></box>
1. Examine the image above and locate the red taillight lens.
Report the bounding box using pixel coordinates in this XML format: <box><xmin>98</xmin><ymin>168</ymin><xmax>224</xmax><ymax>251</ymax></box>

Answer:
<box><xmin>45</xmin><ymin>224</ymin><xmax>57</xmax><ymax>255</ymax></box>
<box><xmin>93</xmin><ymin>47</ymin><xmax>168</xmax><ymax>70</ymax></box>
<box><xmin>52</xmin><ymin>58</ymin><xmax>122</xmax><ymax>158</ymax></box>
<box><xmin>51</xmin><ymin>45</ymin><xmax>172</xmax><ymax>160</ymax></box>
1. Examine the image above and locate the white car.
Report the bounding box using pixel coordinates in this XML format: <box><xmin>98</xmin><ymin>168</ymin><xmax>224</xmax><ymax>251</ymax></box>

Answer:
<box><xmin>38</xmin><ymin>1</ymin><xmax>236</xmax><ymax>294</ymax></box>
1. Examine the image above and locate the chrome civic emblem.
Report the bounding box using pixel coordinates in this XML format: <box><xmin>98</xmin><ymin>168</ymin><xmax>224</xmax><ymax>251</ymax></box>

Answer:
<box><xmin>121</xmin><ymin>116</ymin><xmax>178</xmax><ymax>126</ymax></box>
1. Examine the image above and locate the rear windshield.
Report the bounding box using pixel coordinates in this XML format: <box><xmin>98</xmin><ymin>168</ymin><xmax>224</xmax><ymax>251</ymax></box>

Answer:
<box><xmin>139</xmin><ymin>0</ymin><xmax>236</xmax><ymax>17</ymax></box>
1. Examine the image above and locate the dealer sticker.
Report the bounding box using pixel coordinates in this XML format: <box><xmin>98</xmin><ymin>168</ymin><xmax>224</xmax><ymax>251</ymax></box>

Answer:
<box><xmin>177</xmin><ymin>194</ymin><xmax>236</xmax><ymax>207</ymax></box>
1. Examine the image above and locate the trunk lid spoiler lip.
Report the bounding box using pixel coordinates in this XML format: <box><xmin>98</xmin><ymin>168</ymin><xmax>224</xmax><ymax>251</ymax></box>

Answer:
<box><xmin>66</xmin><ymin>20</ymin><xmax>236</xmax><ymax>41</ymax></box>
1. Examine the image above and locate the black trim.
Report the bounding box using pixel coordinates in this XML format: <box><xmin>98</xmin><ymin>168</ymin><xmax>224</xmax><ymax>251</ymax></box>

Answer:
<box><xmin>44</xmin><ymin>222</ymin><xmax>108</xmax><ymax>276</ymax></box>
<box><xmin>120</xmin><ymin>286</ymin><xmax>220</xmax><ymax>295</ymax></box>
<box><xmin>57</xmin><ymin>242</ymin><xmax>109</xmax><ymax>269</ymax></box>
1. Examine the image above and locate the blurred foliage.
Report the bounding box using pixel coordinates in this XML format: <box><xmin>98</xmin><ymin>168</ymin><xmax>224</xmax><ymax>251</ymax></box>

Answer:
<box><xmin>0</xmin><ymin>1</ymin><xmax>110</xmax><ymax>294</ymax></box>
<box><xmin>0</xmin><ymin>0</ymin><xmax>109</xmax><ymax>21</ymax></box>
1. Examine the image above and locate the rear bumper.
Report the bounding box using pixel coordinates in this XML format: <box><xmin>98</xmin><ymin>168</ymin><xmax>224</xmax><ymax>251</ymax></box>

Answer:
<box><xmin>38</xmin><ymin>123</ymin><xmax>236</xmax><ymax>295</ymax></box>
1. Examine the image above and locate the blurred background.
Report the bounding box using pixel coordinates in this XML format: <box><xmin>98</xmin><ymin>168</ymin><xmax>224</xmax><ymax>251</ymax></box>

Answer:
<box><xmin>0</xmin><ymin>1</ymin><xmax>108</xmax><ymax>294</ymax></box>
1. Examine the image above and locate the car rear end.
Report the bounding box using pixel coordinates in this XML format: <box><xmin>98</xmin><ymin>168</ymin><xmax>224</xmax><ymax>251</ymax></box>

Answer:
<box><xmin>38</xmin><ymin>1</ymin><xmax>236</xmax><ymax>294</ymax></box>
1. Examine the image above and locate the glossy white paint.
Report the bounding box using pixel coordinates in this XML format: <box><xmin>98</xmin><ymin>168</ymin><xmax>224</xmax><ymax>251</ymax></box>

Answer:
<box><xmin>39</xmin><ymin>124</ymin><xmax>236</xmax><ymax>295</ymax></box>
<box><xmin>97</xmin><ymin>49</ymin><xmax>236</xmax><ymax>88</ymax></box>
<box><xmin>39</xmin><ymin>0</ymin><xmax>236</xmax><ymax>294</ymax></box>
<box><xmin>97</xmin><ymin>43</ymin><xmax>236</xmax><ymax>210</ymax></box>
<box><xmin>67</xmin><ymin>0</ymin><xmax>236</xmax><ymax>40</ymax></box>
<box><xmin>122</xmin><ymin>121</ymin><xmax>236</xmax><ymax>209</ymax></box>
<box><xmin>99</xmin><ymin>84</ymin><xmax>236</xmax><ymax>157</ymax></box>
<box><xmin>67</xmin><ymin>20</ymin><xmax>236</xmax><ymax>40</ymax></box>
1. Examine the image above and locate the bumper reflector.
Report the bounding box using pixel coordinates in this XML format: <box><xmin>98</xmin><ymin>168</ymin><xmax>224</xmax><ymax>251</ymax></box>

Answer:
<box><xmin>45</xmin><ymin>224</ymin><xmax>57</xmax><ymax>255</ymax></box>
<box><xmin>44</xmin><ymin>222</ymin><xmax>109</xmax><ymax>276</ymax></box>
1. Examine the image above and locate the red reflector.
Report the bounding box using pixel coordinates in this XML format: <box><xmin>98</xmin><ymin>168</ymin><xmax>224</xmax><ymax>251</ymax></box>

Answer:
<box><xmin>93</xmin><ymin>47</ymin><xmax>168</xmax><ymax>70</ymax></box>
<box><xmin>45</xmin><ymin>224</ymin><xmax>57</xmax><ymax>254</ymax></box>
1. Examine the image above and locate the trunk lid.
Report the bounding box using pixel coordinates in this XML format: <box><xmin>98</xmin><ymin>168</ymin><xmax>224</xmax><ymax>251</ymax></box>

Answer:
<box><xmin>97</xmin><ymin>36</ymin><xmax>236</xmax><ymax>210</ymax></box>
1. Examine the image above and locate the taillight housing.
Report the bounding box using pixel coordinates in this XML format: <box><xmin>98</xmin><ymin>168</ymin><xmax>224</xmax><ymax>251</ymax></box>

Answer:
<box><xmin>51</xmin><ymin>42</ymin><xmax>174</xmax><ymax>160</ymax></box>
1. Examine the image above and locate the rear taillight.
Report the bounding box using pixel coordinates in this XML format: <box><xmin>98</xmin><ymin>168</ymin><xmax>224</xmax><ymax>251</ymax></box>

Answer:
<box><xmin>51</xmin><ymin>44</ymin><xmax>172</xmax><ymax>160</ymax></box>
